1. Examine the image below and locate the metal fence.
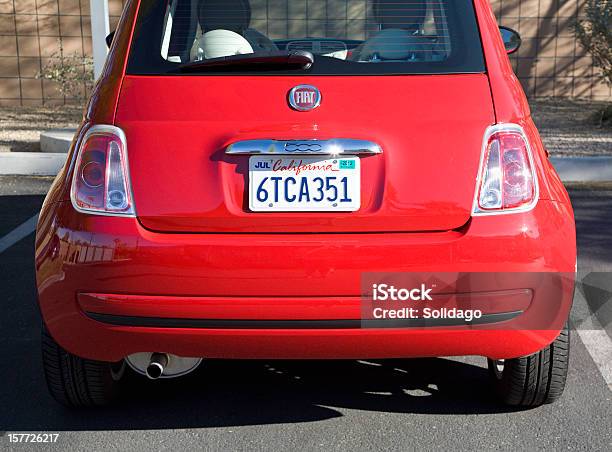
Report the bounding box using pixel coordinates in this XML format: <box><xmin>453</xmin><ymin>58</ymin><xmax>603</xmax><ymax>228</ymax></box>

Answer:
<box><xmin>0</xmin><ymin>0</ymin><xmax>126</xmax><ymax>106</ymax></box>
<box><xmin>0</xmin><ymin>0</ymin><xmax>609</xmax><ymax>106</ymax></box>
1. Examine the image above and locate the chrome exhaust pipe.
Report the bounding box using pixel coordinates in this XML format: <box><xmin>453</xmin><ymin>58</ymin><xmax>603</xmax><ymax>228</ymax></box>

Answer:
<box><xmin>145</xmin><ymin>353</ymin><xmax>169</xmax><ymax>379</ymax></box>
<box><xmin>126</xmin><ymin>352</ymin><xmax>202</xmax><ymax>379</ymax></box>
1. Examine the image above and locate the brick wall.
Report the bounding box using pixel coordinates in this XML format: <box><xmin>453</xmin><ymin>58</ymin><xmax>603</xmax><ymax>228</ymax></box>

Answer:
<box><xmin>0</xmin><ymin>0</ymin><xmax>610</xmax><ymax>105</ymax></box>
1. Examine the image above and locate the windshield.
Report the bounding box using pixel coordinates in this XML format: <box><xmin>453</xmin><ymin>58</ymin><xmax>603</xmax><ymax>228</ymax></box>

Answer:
<box><xmin>127</xmin><ymin>0</ymin><xmax>485</xmax><ymax>75</ymax></box>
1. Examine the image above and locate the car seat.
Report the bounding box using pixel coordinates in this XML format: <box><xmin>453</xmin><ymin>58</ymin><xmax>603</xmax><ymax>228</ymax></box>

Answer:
<box><xmin>353</xmin><ymin>0</ymin><xmax>440</xmax><ymax>62</ymax></box>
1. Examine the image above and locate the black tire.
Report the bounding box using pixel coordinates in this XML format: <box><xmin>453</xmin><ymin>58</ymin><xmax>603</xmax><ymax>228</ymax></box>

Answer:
<box><xmin>41</xmin><ymin>325</ymin><xmax>125</xmax><ymax>407</ymax></box>
<box><xmin>488</xmin><ymin>325</ymin><xmax>570</xmax><ymax>407</ymax></box>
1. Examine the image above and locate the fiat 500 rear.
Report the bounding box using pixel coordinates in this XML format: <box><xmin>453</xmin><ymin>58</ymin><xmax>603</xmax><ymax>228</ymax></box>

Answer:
<box><xmin>35</xmin><ymin>0</ymin><xmax>576</xmax><ymax>408</ymax></box>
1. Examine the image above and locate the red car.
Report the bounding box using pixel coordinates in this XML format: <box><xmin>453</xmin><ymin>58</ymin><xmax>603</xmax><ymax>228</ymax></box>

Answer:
<box><xmin>35</xmin><ymin>0</ymin><xmax>576</xmax><ymax>407</ymax></box>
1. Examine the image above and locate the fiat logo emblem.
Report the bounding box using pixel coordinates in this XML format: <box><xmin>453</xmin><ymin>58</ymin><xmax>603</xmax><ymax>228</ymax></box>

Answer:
<box><xmin>288</xmin><ymin>85</ymin><xmax>321</xmax><ymax>111</ymax></box>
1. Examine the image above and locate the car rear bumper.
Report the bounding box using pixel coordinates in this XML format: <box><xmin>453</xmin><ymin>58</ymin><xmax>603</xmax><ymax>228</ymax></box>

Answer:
<box><xmin>35</xmin><ymin>199</ymin><xmax>576</xmax><ymax>361</ymax></box>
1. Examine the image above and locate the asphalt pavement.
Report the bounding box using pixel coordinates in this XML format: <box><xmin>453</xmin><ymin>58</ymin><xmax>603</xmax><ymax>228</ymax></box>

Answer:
<box><xmin>0</xmin><ymin>176</ymin><xmax>610</xmax><ymax>451</ymax></box>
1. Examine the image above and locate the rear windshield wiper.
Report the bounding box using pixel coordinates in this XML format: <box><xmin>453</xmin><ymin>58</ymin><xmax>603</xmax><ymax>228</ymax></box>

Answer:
<box><xmin>179</xmin><ymin>50</ymin><xmax>314</xmax><ymax>72</ymax></box>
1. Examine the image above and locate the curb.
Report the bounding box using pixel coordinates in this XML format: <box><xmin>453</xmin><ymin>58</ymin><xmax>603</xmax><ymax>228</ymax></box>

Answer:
<box><xmin>549</xmin><ymin>157</ymin><xmax>612</xmax><ymax>183</ymax></box>
<box><xmin>0</xmin><ymin>152</ymin><xmax>611</xmax><ymax>181</ymax></box>
<box><xmin>0</xmin><ymin>152</ymin><xmax>67</xmax><ymax>176</ymax></box>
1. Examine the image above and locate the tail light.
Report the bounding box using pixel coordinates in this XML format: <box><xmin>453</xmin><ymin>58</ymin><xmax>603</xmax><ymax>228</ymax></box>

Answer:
<box><xmin>473</xmin><ymin>124</ymin><xmax>538</xmax><ymax>215</ymax></box>
<box><xmin>70</xmin><ymin>125</ymin><xmax>135</xmax><ymax>216</ymax></box>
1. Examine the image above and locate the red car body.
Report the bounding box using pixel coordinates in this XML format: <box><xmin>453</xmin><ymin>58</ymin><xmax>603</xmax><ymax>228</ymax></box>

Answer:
<box><xmin>35</xmin><ymin>0</ymin><xmax>575</xmax><ymax>367</ymax></box>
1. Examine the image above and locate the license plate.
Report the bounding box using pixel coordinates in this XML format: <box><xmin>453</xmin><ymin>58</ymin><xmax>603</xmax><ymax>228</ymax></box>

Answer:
<box><xmin>249</xmin><ymin>156</ymin><xmax>361</xmax><ymax>212</ymax></box>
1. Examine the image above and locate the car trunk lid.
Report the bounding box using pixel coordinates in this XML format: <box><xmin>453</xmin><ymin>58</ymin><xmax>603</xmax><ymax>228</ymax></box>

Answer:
<box><xmin>116</xmin><ymin>74</ymin><xmax>493</xmax><ymax>233</ymax></box>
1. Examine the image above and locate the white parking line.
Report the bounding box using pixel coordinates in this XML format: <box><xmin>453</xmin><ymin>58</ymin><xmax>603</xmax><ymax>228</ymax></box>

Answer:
<box><xmin>576</xmin><ymin>315</ymin><xmax>612</xmax><ymax>392</ymax></box>
<box><xmin>0</xmin><ymin>214</ymin><xmax>39</xmax><ymax>255</ymax></box>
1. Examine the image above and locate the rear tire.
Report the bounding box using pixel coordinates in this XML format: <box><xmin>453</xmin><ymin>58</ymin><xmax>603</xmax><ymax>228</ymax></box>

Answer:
<box><xmin>42</xmin><ymin>325</ymin><xmax>125</xmax><ymax>407</ymax></box>
<box><xmin>488</xmin><ymin>325</ymin><xmax>570</xmax><ymax>407</ymax></box>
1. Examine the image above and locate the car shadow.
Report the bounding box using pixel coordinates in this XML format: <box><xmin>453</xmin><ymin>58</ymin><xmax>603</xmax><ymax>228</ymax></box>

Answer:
<box><xmin>2</xmin><ymin>350</ymin><xmax>522</xmax><ymax>432</ymax></box>
<box><xmin>571</xmin><ymin>187</ymin><xmax>612</xmax><ymax>270</ymax></box>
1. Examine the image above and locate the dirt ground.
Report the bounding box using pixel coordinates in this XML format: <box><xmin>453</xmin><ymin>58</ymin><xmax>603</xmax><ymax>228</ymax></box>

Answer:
<box><xmin>530</xmin><ymin>98</ymin><xmax>612</xmax><ymax>156</ymax></box>
<box><xmin>0</xmin><ymin>99</ymin><xmax>610</xmax><ymax>155</ymax></box>
<box><xmin>0</xmin><ymin>106</ymin><xmax>83</xmax><ymax>153</ymax></box>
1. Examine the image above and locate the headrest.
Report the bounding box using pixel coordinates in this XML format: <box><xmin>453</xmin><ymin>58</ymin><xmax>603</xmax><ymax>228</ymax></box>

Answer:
<box><xmin>195</xmin><ymin>29</ymin><xmax>254</xmax><ymax>59</ymax></box>
<box><xmin>373</xmin><ymin>0</ymin><xmax>427</xmax><ymax>31</ymax></box>
<box><xmin>198</xmin><ymin>0</ymin><xmax>251</xmax><ymax>33</ymax></box>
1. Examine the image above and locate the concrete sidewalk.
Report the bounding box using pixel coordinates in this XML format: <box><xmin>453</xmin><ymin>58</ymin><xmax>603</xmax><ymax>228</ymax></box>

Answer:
<box><xmin>549</xmin><ymin>157</ymin><xmax>612</xmax><ymax>182</ymax></box>
<box><xmin>0</xmin><ymin>152</ymin><xmax>67</xmax><ymax>176</ymax></box>
<box><xmin>1</xmin><ymin>129</ymin><xmax>611</xmax><ymax>181</ymax></box>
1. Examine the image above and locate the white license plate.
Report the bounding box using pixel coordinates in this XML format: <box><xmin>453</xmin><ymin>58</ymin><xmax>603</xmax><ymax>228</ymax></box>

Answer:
<box><xmin>249</xmin><ymin>156</ymin><xmax>361</xmax><ymax>212</ymax></box>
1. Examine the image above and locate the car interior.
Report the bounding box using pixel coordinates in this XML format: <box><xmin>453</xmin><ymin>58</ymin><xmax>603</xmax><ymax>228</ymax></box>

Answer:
<box><xmin>159</xmin><ymin>0</ymin><xmax>452</xmax><ymax>63</ymax></box>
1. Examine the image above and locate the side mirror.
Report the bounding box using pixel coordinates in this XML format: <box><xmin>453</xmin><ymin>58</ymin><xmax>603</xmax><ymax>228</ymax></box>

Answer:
<box><xmin>499</xmin><ymin>26</ymin><xmax>521</xmax><ymax>54</ymax></box>
<box><xmin>105</xmin><ymin>30</ymin><xmax>115</xmax><ymax>49</ymax></box>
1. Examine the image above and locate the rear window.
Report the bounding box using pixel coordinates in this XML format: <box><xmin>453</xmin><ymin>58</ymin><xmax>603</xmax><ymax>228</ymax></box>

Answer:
<box><xmin>127</xmin><ymin>0</ymin><xmax>485</xmax><ymax>75</ymax></box>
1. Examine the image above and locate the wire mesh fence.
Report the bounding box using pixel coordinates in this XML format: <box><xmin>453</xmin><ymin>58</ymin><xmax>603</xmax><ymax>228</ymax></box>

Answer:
<box><xmin>492</xmin><ymin>0</ymin><xmax>610</xmax><ymax>100</ymax></box>
<box><xmin>0</xmin><ymin>0</ymin><xmax>609</xmax><ymax>106</ymax></box>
